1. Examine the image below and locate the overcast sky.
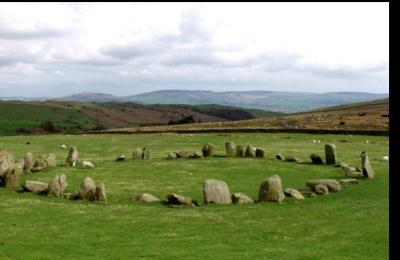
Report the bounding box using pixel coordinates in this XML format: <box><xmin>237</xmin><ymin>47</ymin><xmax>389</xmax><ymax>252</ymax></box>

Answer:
<box><xmin>0</xmin><ymin>2</ymin><xmax>389</xmax><ymax>97</ymax></box>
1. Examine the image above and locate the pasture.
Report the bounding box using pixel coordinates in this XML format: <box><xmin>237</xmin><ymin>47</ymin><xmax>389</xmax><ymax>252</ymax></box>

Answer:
<box><xmin>0</xmin><ymin>133</ymin><xmax>389</xmax><ymax>259</ymax></box>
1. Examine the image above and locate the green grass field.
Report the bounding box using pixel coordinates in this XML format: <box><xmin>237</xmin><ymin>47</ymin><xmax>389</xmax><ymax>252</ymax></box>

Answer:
<box><xmin>0</xmin><ymin>103</ymin><xmax>96</xmax><ymax>135</ymax></box>
<box><xmin>0</xmin><ymin>133</ymin><xmax>388</xmax><ymax>259</ymax></box>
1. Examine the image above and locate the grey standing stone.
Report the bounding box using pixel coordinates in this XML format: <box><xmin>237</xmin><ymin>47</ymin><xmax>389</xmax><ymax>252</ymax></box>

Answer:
<box><xmin>142</xmin><ymin>148</ymin><xmax>150</xmax><ymax>160</ymax></box>
<box><xmin>258</xmin><ymin>175</ymin><xmax>285</xmax><ymax>202</ymax></box>
<box><xmin>133</xmin><ymin>148</ymin><xmax>143</xmax><ymax>160</ymax></box>
<box><xmin>310</xmin><ymin>153</ymin><xmax>323</xmax><ymax>164</ymax></box>
<box><xmin>202</xmin><ymin>143</ymin><xmax>215</xmax><ymax>157</ymax></box>
<box><xmin>245</xmin><ymin>145</ymin><xmax>257</xmax><ymax>158</ymax></box>
<box><xmin>325</xmin><ymin>144</ymin><xmax>336</xmax><ymax>165</ymax></box>
<box><xmin>95</xmin><ymin>182</ymin><xmax>107</xmax><ymax>202</ymax></box>
<box><xmin>4</xmin><ymin>163</ymin><xmax>22</xmax><ymax>188</ymax></box>
<box><xmin>48</xmin><ymin>174</ymin><xmax>67</xmax><ymax>198</ymax></box>
<box><xmin>0</xmin><ymin>149</ymin><xmax>14</xmax><ymax>178</ymax></box>
<box><xmin>66</xmin><ymin>147</ymin><xmax>79</xmax><ymax>166</ymax></box>
<box><xmin>361</xmin><ymin>151</ymin><xmax>375</xmax><ymax>179</ymax></box>
<box><xmin>255</xmin><ymin>148</ymin><xmax>266</xmax><ymax>158</ymax></box>
<box><xmin>231</xmin><ymin>192</ymin><xmax>254</xmax><ymax>204</ymax></box>
<box><xmin>78</xmin><ymin>177</ymin><xmax>97</xmax><ymax>201</ymax></box>
<box><xmin>203</xmin><ymin>179</ymin><xmax>232</xmax><ymax>204</ymax></box>
<box><xmin>45</xmin><ymin>153</ymin><xmax>57</xmax><ymax>167</ymax></box>
<box><xmin>136</xmin><ymin>193</ymin><xmax>160</xmax><ymax>203</ymax></box>
<box><xmin>306</xmin><ymin>179</ymin><xmax>341</xmax><ymax>192</ymax></box>
<box><xmin>23</xmin><ymin>152</ymin><xmax>33</xmax><ymax>172</ymax></box>
<box><xmin>236</xmin><ymin>145</ymin><xmax>245</xmax><ymax>157</ymax></box>
<box><xmin>284</xmin><ymin>188</ymin><xmax>305</xmax><ymax>200</ymax></box>
<box><xmin>225</xmin><ymin>142</ymin><xmax>236</xmax><ymax>157</ymax></box>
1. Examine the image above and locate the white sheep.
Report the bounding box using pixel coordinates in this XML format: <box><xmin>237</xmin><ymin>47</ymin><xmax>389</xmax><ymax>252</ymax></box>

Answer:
<box><xmin>81</xmin><ymin>161</ymin><xmax>95</xmax><ymax>169</ymax></box>
<box><xmin>61</xmin><ymin>144</ymin><xmax>67</xmax><ymax>150</ymax></box>
<box><xmin>383</xmin><ymin>156</ymin><xmax>389</xmax><ymax>161</ymax></box>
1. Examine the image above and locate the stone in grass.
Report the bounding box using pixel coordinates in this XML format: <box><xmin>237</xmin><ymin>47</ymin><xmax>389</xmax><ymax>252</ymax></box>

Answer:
<box><xmin>343</xmin><ymin>166</ymin><xmax>363</xmax><ymax>178</ymax></box>
<box><xmin>142</xmin><ymin>148</ymin><xmax>150</xmax><ymax>160</ymax></box>
<box><xmin>166</xmin><ymin>153</ymin><xmax>177</xmax><ymax>159</ymax></box>
<box><xmin>48</xmin><ymin>174</ymin><xmax>68</xmax><ymax>198</ymax></box>
<box><xmin>325</xmin><ymin>144</ymin><xmax>337</xmax><ymax>165</ymax></box>
<box><xmin>203</xmin><ymin>179</ymin><xmax>232</xmax><ymax>204</ymax></box>
<box><xmin>202</xmin><ymin>143</ymin><xmax>215</xmax><ymax>157</ymax></box>
<box><xmin>236</xmin><ymin>145</ymin><xmax>245</xmax><ymax>157</ymax></box>
<box><xmin>284</xmin><ymin>188</ymin><xmax>305</xmax><ymax>200</ymax></box>
<box><xmin>191</xmin><ymin>152</ymin><xmax>204</xmax><ymax>159</ymax></box>
<box><xmin>0</xmin><ymin>149</ymin><xmax>14</xmax><ymax>178</ymax></box>
<box><xmin>66</xmin><ymin>147</ymin><xmax>79</xmax><ymax>166</ymax></box>
<box><xmin>23</xmin><ymin>152</ymin><xmax>34</xmax><ymax>172</ymax></box>
<box><xmin>33</xmin><ymin>159</ymin><xmax>48</xmax><ymax>169</ymax></box>
<box><xmin>23</xmin><ymin>180</ymin><xmax>48</xmax><ymax>194</ymax></box>
<box><xmin>276</xmin><ymin>154</ymin><xmax>285</xmax><ymax>160</ymax></box>
<box><xmin>306</xmin><ymin>179</ymin><xmax>341</xmax><ymax>193</ymax></box>
<box><xmin>78</xmin><ymin>177</ymin><xmax>97</xmax><ymax>201</ymax></box>
<box><xmin>116</xmin><ymin>155</ymin><xmax>126</xmax><ymax>161</ymax></box>
<box><xmin>231</xmin><ymin>192</ymin><xmax>254</xmax><ymax>204</ymax></box>
<box><xmin>166</xmin><ymin>193</ymin><xmax>193</xmax><ymax>206</ymax></box>
<box><xmin>95</xmin><ymin>182</ymin><xmax>107</xmax><ymax>202</ymax></box>
<box><xmin>136</xmin><ymin>193</ymin><xmax>160</xmax><ymax>203</ymax></box>
<box><xmin>314</xmin><ymin>184</ymin><xmax>329</xmax><ymax>195</ymax></box>
<box><xmin>258</xmin><ymin>175</ymin><xmax>285</xmax><ymax>202</ymax></box>
<box><xmin>4</xmin><ymin>163</ymin><xmax>23</xmax><ymax>189</ymax></box>
<box><xmin>176</xmin><ymin>151</ymin><xmax>194</xmax><ymax>159</ymax></box>
<box><xmin>361</xmin><ymin>151</ymin><xmax>375</xmax><ymax>179</ymax></box>
<box><xmin>255</xmin><ymin>148</ymin><xmax>266</xmax><ymax>158</ymax></box>
<box><xmin>335</xmin><ymin>161</ymin><xmax>349</xmax><ymax>168</ymax></box>
<box><xmin>225</xmin><ymin>142</ymin><xmax>236</xmax><ymax>157</ymax></box>
<box><xmin>245</xmin><ymin>145</ymin><xmax>257</xmax><ymax>158</ymax></box>
<box><xmin>132</xmin><ymin>148</ymin><xmax>143</xmax><ymax>160</ymax></box>
<box><xmin>45</xmin><ymin>153</ymin><xmax>57</xmax><ymax>167</ymax></box>
<box><xmin>310</xmin><ymin>153</ymin><xmax>323</xmax><ymax>164</ymax></box>
<box><xmin>338</xmin><ymin>178</ymin><xmax>360</xmax><ymax>184</ymax></box>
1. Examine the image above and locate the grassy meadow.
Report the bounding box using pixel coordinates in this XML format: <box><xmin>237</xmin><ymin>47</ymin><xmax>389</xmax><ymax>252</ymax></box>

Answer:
<box><xmin>0</xmin><ymin>133</ymin><xmax>389</xmax><ymax>259</ymax></box>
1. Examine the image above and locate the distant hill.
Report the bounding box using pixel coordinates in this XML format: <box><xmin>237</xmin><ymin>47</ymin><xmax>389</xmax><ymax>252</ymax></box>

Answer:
<box><xmin>121</xmin><ymin>90</ymin><xmax>388</xmax><ymax>113</ymax></box>
<box><xmin>52</xmin><ymin>90</ymin><xmax>387</xmax><ymax>113</ymax></box>
<box><xmin>101</xmin><ymin>98</ymin><xmax>389</xmax><ymax>134</ymax></box>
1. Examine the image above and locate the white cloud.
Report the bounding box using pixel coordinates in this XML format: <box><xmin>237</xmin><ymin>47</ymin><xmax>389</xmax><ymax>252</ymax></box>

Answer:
<box><xmin>0</xmin><ymin>2</ymin><xmax>389</xmax><ymax>97</ymax></box>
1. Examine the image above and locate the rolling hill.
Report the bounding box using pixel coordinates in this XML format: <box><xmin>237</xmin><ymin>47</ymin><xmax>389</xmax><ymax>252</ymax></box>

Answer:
<box><xmin>53</xmin><ymin>90</ymin><xmax>388</xmax><ymax>113</ymax></box>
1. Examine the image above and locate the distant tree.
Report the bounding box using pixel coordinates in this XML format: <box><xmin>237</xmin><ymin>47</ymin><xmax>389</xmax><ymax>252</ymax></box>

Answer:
<box><xmin>168</xmin><ymin>115</ymin><xmax>196</xmax><ymax>125</ymax></box>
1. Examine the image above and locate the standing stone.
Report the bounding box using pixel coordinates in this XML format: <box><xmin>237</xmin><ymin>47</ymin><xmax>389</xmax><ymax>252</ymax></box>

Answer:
<box><xmin>361</xmin><ymin>151</ymin><xmax>375</xmax><ymax>179</ymax></box>
<box><xmin>203</xmin><ymin>179</ymin><xmax>232</xmax><ymax>204</ymax></box>
<box><xmin>136</xmin><ymin>193</ymin><xmax>160</xmax><ymax>203</ymax></box>
<box><xmin>310</xmin><ymin>153</ymin><xmax>323</xmax><ymax>164</ymax></box>
<box><xmin>78</xmin><ymin>177</ymin><xmax>97</xmax><ymax>201</ymax></box>
<box><xmin>4</xmin><ymin>163</ymin><xmax>22</xmax><ymax>188</ymax></box>
<box><xmin>0</xmin><ymin>149</ymin><xmax>14</xmax><ymax>178</ymax></box>
<box><xmin>284</xmin><ymin>188</ymin><xmax>305</xmax><ymax>200</ymax></box>
<box><xmin>45</xmin><ymin>153</ymin><xmax>57</xmax><ymax>167</ymax></box>
<box><xmin>23</xmin><ymin>180</ymin><xmax>49</xmax><ymax>194</ymax></box>
<box><xmin>245</xmin><ymin>145</ymin><xmax>257</xmax><ymax>158</ymax></box>
<box><xmin>236</xmin><ymin>145</ymin><xmax>245</xmax><ymax>157</ymax></box>
<box><xmin>66</xmin><ymin>147</ymin><xmax>79</xmax><ymax>166</ymax></box>
<box><xmin>231</xmin><ymin>192</ymin><xmax>254</xmax><ymax>204</ymax></box>
<box><xmin>255</xmin><ymin>148</ymin><xmax>266</xmax><ymax>158</ymax></box>
<box><xmin>142</xmin><ymin>148</ymin><xmax>150</xmax><ymax>160</ymax></box>
<box><xmin>225</xmin><ymin>142</ymin><xmax>236</xmax><ymax>157</ymax></box>
<box><xmin>48</xmin><ymin>174</ymin><xmax>67</xmax><ymax>197</ymax></box>
<box><xmin>202</xmin><ymin>143</ymin><xmax>215</xmax><ymax>157</ymax></box>
<box><xmin>23</xmin><ymin>152</ymin><xmax>34</xmax><ymax>172</ymax></box>
<box><xmin>325</xmin><ymin>144</ymin><xmax>337</xmax><ymax>165</ymax></box>
<box><xmin>306</xmin><ymin>179</ymin><xmax>341</xmax><ymax>192</ymax></box>
<box><xmin>133</xmin><ymin>148</ymin><xmax>143</xmax><ymax>160</ymax></box>
<box><xmin>95</xmin><ymin>182</ymin><xmax>107</xmax><ymax>202</ymax></box>
<box><xmin>258</xmin><ymin>175</ymin><xmax>285</xmax><ymax>202</ymax></box>
<box><xmin>276</xmin><ymin>154</ymin><xmax>285</xmax><ymax>161</ymax></box>
<box><xmin>166</xmin><ymin>193</ymin><xmax>193</xmax><ymax>205</ymax></box>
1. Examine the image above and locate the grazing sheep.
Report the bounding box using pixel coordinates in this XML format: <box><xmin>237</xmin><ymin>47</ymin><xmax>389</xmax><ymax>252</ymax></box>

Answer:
<box><xmin>61</xmin><ymin>144</ymin><xmax>67</xmax><ymax>150</ymax></box>
<box><xmin>81</xmin><ymin>161</ymin><xmax>95</xmax><ymax>169</ymax></box>
<box><xmin>383</xmin><ymin>156</ymin><xmax>389</xmax><ymax>161</ymax></box>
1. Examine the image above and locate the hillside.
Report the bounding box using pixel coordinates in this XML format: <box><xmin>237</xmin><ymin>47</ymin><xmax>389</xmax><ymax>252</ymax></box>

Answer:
<box><xmin>100</xmin><ymin>98</ymin><xmax>389</xmax><ymax>135</ymax></box>
<box><xmin>0</xmin><ymin>101</ymin><xmax>279</xmax><ymax>135</ymax></box>
<box><xmin>53</xmin><ymin>90</ymin><xmax>388</xmax><ymax>113</ymax></box>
